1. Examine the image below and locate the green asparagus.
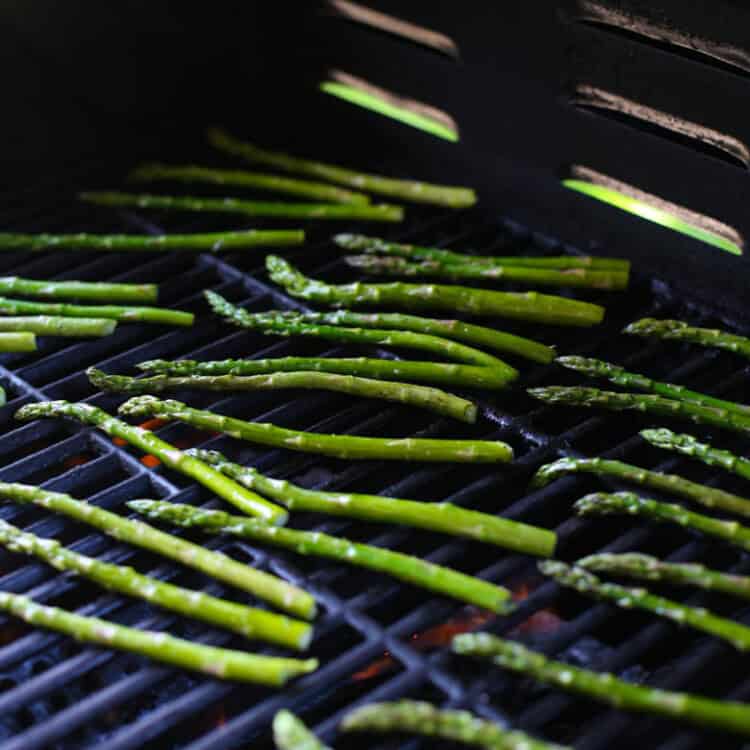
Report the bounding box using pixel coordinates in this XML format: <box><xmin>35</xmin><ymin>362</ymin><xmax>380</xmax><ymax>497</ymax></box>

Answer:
<box><xmin>0</xmin><ymin>316</ymin><xmax>116</xmax><ymax>338</ymax></box>
<box><xmin>0</xmin><ymin>297</ymin><xmax>193</xmax><ymax>327</ymax></box>
<box><xmin>335</xmin><ymin>234</ymin><xmax>630</xmax><ymax>271</ymax></box>
<box><xmin>341</xmin><ymin>700</ymin><xmax>567</xmax><ymax>750</ymax></box>
<box><xmin>452</xmin><ymin>632</ymin><xmax>750</xmax><ymax>736</ymax></box>
<box><xmin>186</xmin><ymin>449</ymin><xmax>556</xmax><ymax>556</ymax></box>
<box><xmin>0</xmin><ymin>229</ymin><xmax>304</xmax><ymax>253</ymax></box>
<box><xmin>0</xmin><ymin>332</ymin><xmax>36</xmax><ymax>352</ymax></box>
<box><xmin>579</xmin><ymin>553</ymin><xmax>750</xmax><ymax>602</ymax></box>
<box><xmin>119</xmin><ymin>396</ymin><xmax>514</xmax><ymax>464</ymax></box>
<box><xmin>205</xmin><ymin>292</ymin><xmax>514</xmax><ymax>371</ymax></box>
<box><xmin>530</xmin><ymin>456</ymin><xmax>750</xmax><ymax>519</ymax></box>
<box><xmin>87</xmin><ymin>368</ymin><xmax>479</xmax><ymax>424</ymax></box>
<box><xmin>207</xmin><ymin>128</ymin><xmax>477</xmax><ymax>208</ymax></box>
<box><xmin>557</xmin><ymin>355</ymin><xmax>750</xmax><ymax>417</ymax></box>
<box><xmin>80</xmin><ymin>192</ymin><xmax>403</xmax><ymax>222</ymax></box>
<box><xmin>575</xmin><ymin>492</ymin><xmax>750</xmax><ymax>553</ymax></box>
<box><xmin>527</xmin><ymin>386</ymin><xmax>750</xmax><ymax>435</ymax></box>
<box><xmin>344</xmin><ymin>254</ymin><xmax>629</xmax><ymax>290</ymax></box>
<box><xmin>0</xmin><ymin>481</ymin><xmax>315</xmax><ymax>619</ymax></box>
<box><xmin>0</xmin><ymin>277</ymin><xmax>157</xmax><ymax>303</ymax></box>
<box><xmin>541</xmin><ymin>561</ymin><xmax>750</xmax><ymax>652</ymax></box>
<box><xmin>0</xmin><ymin>517</ymin><xmax>311</xmax><ymax>649</ymax></box>
<box><xmin>273</xmin><ymin>710</ymin><xmax>331</xmax><ymax>750</ymax></box>
<box><xmin>267</xmin><ymin>256</ymin><xmax>606</xmax><ymax>326</ymax></box>
<box><xmin>625</xmin><ymin>319</ymin><xmax>750</xmax><ymax>360</ymax></box>
<box><xmin>130</xmin><ymin>163</ymin><xmax>369</xmax><ymax>205</ymax></box>
<box><xmin>0</xmin><ymin>590</ymin><xmax>316</xmax><ymax>684</ymax></box>
<box><xmin>129</xmin><ymin>500</ymin><xmax>514</xmax><ymax>612</ymax></box>
<box><xmin>14</xmin><ymin>400</ymin><xmax>288</xmax><ymax>525</ymax></box>
<box><xmin>0</xmin><ymin>387</ymin><xmax>5</xmax><ymax>406</ymax></box>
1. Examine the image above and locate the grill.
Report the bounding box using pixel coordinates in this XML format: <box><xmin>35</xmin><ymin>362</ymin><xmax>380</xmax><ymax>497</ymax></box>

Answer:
<box><xmin>3</xmin><ymin>2</ymin><xmax>750</xmax><ymax>748</ymax></box>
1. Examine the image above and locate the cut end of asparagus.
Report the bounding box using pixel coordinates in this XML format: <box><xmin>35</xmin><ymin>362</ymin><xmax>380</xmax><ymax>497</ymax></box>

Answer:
<box><xmin>529</xmin><ymin>457</ymin><xmax>581</xmax><ymax>489</ymax></box>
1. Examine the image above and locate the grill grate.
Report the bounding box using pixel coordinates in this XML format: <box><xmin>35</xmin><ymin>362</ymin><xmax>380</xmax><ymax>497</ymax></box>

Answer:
<box><xmin>0</xmin><ymin>165</ymin><xmax>748</xmax><ymax>749</ymax></box>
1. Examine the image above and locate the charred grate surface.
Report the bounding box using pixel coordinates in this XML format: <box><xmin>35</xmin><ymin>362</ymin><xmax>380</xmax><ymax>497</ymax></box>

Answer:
<box><xmin>0</xmin><ymin>167</ymin><xmax>748</xmax><ymax>750</ymax></box>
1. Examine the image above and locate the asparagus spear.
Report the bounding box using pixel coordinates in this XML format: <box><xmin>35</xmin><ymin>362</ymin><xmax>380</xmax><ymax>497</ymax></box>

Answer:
<box><xmin>0</xmin><ymin>590</ymin><xmax>316</xmax><ymax>685</ymax></box>
<box><xmin>452</xmin><ymin>632</ymin><xmax>750</xmax><ymax>737</ymax></box>
<box><xmin>335</xmin><ymin>234</ymin><xmax>631</xmax><ymax>271</ymax></box>
<box><xmin>625</xmin><ymin>319</ymin><xmax>750</xmax><ymax>360</ymax></box>
<box><xmin>579</xmin><ymin>553</ymin><xmax>750</xmax><ymax>602</ymax></box>
<box><xmin>341</xmin><ymin>700</ymin><xmax>567</xmax><ymax>750</ymax></box>
<box><xmin>0</xmin><ymin>277</ymin><xmax>157</xmax><ymax>303</ymax></box>
<box><xmin>0</xmin><ymin>297</ymin><xmax>193</xmax><ymax>327</ymax></box>
<box><xmin>0</xmin><ymin>387</ymin><xmax>5</xmax><ymax>406</ymax></box>
<box><xmin>253</xmin><ymin>309</ymin><xmax>555</xmax><ymax>364</ymax></box>
<box><xmin>205</xmin><ymin>292</ymin><xmax>514</xmax><ymax>371</ymax></box>
<box><xmin>0</xmin><ymin>332</ymin><xmax>36</xmax><ymax>352</ymax></box>
<box><xmin>0</xmin><ymin>316</ymin><xmax>116</xmax><ymax>338</ymax></box>
<box><xmin>0</xmin><ymin>517</ymin><xmax>311</xmax><ymax>649</ymax></box>
<box><xmin>15</xmin><ymin>400</ymin><xmax>288</xmax><ymax>525</ymax></box>
<box><xmin>0</xmin><ymin>229</ymin><xmax>304</xmax><ymax>253</ymax></box>
<box><xmin>80</xmin><ymin>192</ymin><xmax>403</xmax><ymax>222</ymax></box>
<box><xmin>345</xmin><ymin>255</ymin><xmax>629</xmax><ymax>290</ymax></box>
<box><xmin>187</xmin><ymin>449</ymin><xmax>556</xmax><ymax>556</ymax></box>
<box><xmin>530</xmin><ymin>456</ymin><xmax>750</xmax><ymax>519</ymax></box>
<box><xmin>0</xmin><ymin>481</ymin><xmax>316</xmax><ymax>619</ymax></box>
<box><xmin>267</xmin><ymin>256</ymin><xmax>606</xmax><ymax>326</ymax></box>
<box><xmin>119</xmin><ymin>396</ymin><xmax>514</xmax><ymax>464</ymax></box>
<box><xmin>557</xmin><ymin>355</ymin><xmax>750</xmax><ymax>417</ymax></box>
<box><xmin>137</xmin><ymin>356</ymin><xmax>516</xmax><ymax>390</ymax></box>
<box><xmin>129</xmin><ymin>500</ymin><xmax>514</xmax><ymax>612</ymax></box>
<box><xmin>574</xmin><ymin>492</ymin><xmax>750</xmax><ymax>553</ymax></box>
<box><xmin>87</xmin><ymin>368</ymin><xmax>479</xmax><ymax>424</ymax></box>
<box><xmin>527</xmin><ymin>386</ymin><xmax>750</xmax><ymax>435</ymax></box>
<box><xmin>207</xmin><ymin>128</ymin><xmax>477</xmax><ymax>208</ymax></box>
<box><xmin>641</xmin><ymin>428</ymin><xmax>750</xmax><ymax>482</ymax></box>
<box><xmin>130</xmin><ymin>163</ymin><xmax>370</xmax><ymax>205</ymax></box>
<box><xmin>543</xmin><ymin>561</ymin><xmax>750</xmax><ymax>651</ymax></box>
<box><xmin>273</xmin><ymin>710</ymin><xmax>331</xmax><ymax>750</ymax></box>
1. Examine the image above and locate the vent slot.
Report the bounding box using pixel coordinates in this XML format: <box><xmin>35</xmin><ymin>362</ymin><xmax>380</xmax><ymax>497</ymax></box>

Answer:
<box><xmin>320</xmin><ymin>70</ymin><xmax>459</xmax><ymax>142</ymax></box>
<box><xmin>563</xmin><ymin>165</ymin><xmax>743</xmax><ymax>256</ymax></box>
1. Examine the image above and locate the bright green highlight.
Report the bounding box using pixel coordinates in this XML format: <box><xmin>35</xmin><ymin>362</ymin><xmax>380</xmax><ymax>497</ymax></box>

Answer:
<box><xmin>563</xmin><ymin>179</ymin><xmax>742</xmax><ymax>256</ymax></box>
<box><xmin>320</xmin><ymin>81</ymin><xmax>459</xmax><ymax>142</ymax></box>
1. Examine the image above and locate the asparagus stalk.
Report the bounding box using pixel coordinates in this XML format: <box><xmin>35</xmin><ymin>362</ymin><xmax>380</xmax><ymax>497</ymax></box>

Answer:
<box><xmin>0</xmin><ymin>481</ymin><xmax>316</xmax><ymax>619</ymax></box>
<box><xmin>0</xmin><ymin>229</ymin><xmax>304</xmax><ymax>253</ymax></box>
<box><xmin>273</xmin><ymin>710</ymin><xmax>331</xmax><ymax>750</ymax></box>
<box><xmin>557</xmin><ymin>355</ymin><xmax>750</xmax><ymax>417</ymax></box>
<box><xmin>15</xmin><ymin>400</ymin><xmax>288</xmax><ymax>525</ymax></box>
<box><xmin>130</xmin><ymin>163</ymin><xmax>370</xmax><ymax>205</ymax></box>
<box><xmin>129</xmin><ymin>500</ymin><xmax>514</xmax><ymax>612</ymax></box>
<box><xmin>344</xmin><ymin>255</ymin><xmax>629</xmax><ymax>291</ymax></box>
<box><xmin>335</xmin><ymin>234</ymin><xmax>631</xmax><ymax>271</ymax></box>
<box><xmin>541</xmin><ymin>560</ymin><xmax>750</xmax><ymax>651</ymax></box>
<box><xmin>0</xmin><ymin>277</ymin><xmax>157</xmax><ymax>303</ymax></box>
<box><xmin>574</xmin><ymin>492</ymin><xmax>750</xmax><ymax>553</ymax></box>
<box><xmin>341</xmin><ymin>700</ymin><xmax>567</xmax><ymax>750</ymax></box>
<box><xmin>625</xmin><ymin>319</ymin><xmax>750</xmax><ymax>360</ymax></box>
<box><xmin>0</xmin><ymin>297</ymin><xmax>193</xmax><ymax>327</ymax></box>
<box><xmin>0</xmin><ymin>517</ymin><xmax>311</xmax><ymax>649</ymax></box>
<box><xmin>87</xmin><ymin>368</ymin><xmax>479</xmax><ymax>424</ymax></box>
<box><xmin>640</xmin><ymin>428</ymin><xmax>750</xmax><ymax>482</ymax></box>
<box><xmin>0</xmin><ymin>590</ymin><xmax>316</xmax><ymax>685</ymax></box>
<box><xmin>267</xmin><ymin>256</ymin><xmax>606</xmax><ymax>326</ymax></box>
<box><xmin>452</xmin><ymin>632</ymin><xmax>750</xmax><ymax>737</ymax></box>
<box><xmin>530</xmin><ymin>456</ymin><xmax>750</xmax><ymax>519</ymax></box>
<box><xmin>205</xmin><ymin>291</ymin><xmax>514</xmax><ymax>371</ymax></box>
<box><xmin>579</xmin><ymin>553</ymin><xmax>750</xmax><ymax>602</ymax></box>
<box><xmin>119</xmin><ymin>396</ymin><xmax>514</xmax><ymax>464</ymax></box>
<box><xmin>137</xmin><ymin>356</ymin><xmax>516</xmax><ymax>390</ymax></box>
<box><xmin>0</xmin><ymin>315</ymin><xmax>116</xmax><ymax>338</ymax></box>
<box><xmin>527</xmin><ymin>386</ymin><xmax>750</xmax><ymax>435</ymax></box>
<box><xmin>207</xmin><ymin>128</ymin><xmax>477</xmax><ymax>208</ymax></box>
<box><xmin>0</xmin><ymin>387</ymin><xmax>5</xmax><ymax>406</ymax></box>
<box><xmin>253</xmin><ymin>309</ymin><xmax>555</xmax><ymax>364</ymax></box>
<box><xmin>0</xmin><ymin>332</ymin><xmax>36</xmax><ymax>352</ymax></box>
<box><xmin>80</xmin><ymin>192</ymin><xmax>403</xmax><ymax>222</ymax></box>
<box><xmin>187</xmin><ymin>449</ymin><xmax>556</xmax><ymax>556</ymax></box>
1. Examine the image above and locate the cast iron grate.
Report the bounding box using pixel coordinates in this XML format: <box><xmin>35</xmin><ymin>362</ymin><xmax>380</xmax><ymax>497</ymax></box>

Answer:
<box><xmin>0</xmin><ymin>167</ymin><xmax>748</xmax><ymax>750</ymax></box>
